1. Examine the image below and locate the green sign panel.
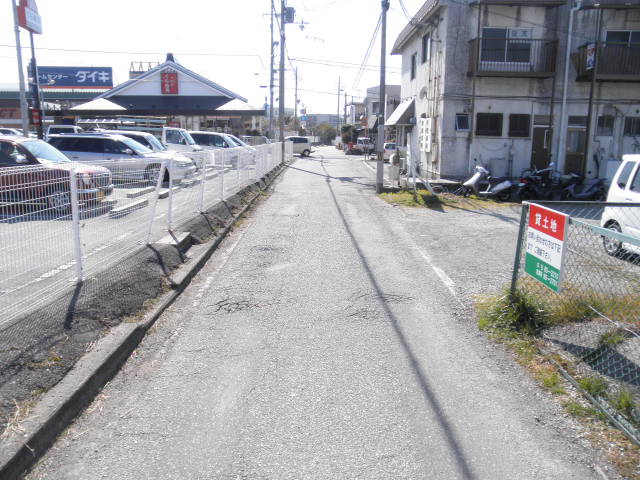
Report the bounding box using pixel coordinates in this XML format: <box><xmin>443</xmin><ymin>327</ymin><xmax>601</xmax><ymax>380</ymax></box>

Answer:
<box><xmin>524</xmin><ymin>204</ymin><xmax>568</xmax><ymax>293</ymax></box>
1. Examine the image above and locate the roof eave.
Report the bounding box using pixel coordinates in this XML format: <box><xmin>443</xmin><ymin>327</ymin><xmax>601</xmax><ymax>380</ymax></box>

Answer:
<box><xmin>391</xmin><ymin>0</ymin><xmax>440</xmax><ymax>55</ymax></box>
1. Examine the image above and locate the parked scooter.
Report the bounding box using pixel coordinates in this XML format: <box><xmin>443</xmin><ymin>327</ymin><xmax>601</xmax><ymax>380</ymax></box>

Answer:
<box><xmin>460</xmin><ymin>165</ymin><xmax>490</xmax><ymax>196</ymax></box>
<box><xmin>516</xmin><ymin>163</ymin><xmax>557</xmax><ymax>201</ymax></box>
<box><xmin>560</xmin><ymin>172</ymin><xmax>607</xmax><ymax>201</ymax></box>
<box><xmin>477</xmin><ymin>175</ymin><xmax>514</xmax><ymax>201</ymax></box>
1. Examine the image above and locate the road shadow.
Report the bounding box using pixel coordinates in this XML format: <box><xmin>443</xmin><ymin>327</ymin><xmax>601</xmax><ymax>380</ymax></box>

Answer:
<box><xmin>546</xmin><ymin>337</ymin><xmax>640</xmax><ymax>387</ymax></box>
<box><xmin>287</xmin><ymin>164</ymin><xmax>373</xmax><ymax>188</ymax></box>
<box><xmin>319</xmin><ymin>158</ymin><xmax>477</xmax><ymax>479</ymax></box>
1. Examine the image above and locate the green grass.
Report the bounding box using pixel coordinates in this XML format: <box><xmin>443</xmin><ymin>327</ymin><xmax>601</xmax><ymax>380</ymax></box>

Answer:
<box><xmin>378</xmin><ymin>189</ymin><xmax>456</xmax><ymax>209</ymax></box>
<box><xmin>477</xmin><ymin>288</ymin><xmax>548</xmax><ymax>335</ymax></box>
<box><xmin>600</xmin><ymin>330</ymin><xmax>627</xmax><ymax>347</ymax></box>
<box><xmin>610</xmin><ymin>390</ymin><xmax>636</xmax><ymax>418</ymax></box>
<box><xmin>540</xmin><ymin>370</ymin><xmax>566</xmax><ymax>395</ymax></box>
<box><xmin>578</xmin><ymin>376</ymin><xmax>607</xmax><ymax>397</ymax></box>
<box><xmin>563</xmin><ymin>400</ymin><xmax>607</xmax><ymax>421</ymax></box>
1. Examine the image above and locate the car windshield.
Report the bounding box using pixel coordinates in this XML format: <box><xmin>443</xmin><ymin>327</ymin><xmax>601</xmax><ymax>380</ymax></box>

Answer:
<box><xmin>21</xmin><ymin>140</ymin><xmax>70</xmax><ymax>164</ymax></box>
<box><xmin>120</xmin><ymin>136</ymin><xmax>152</xmax><ymax>154</ymax></box>
<box><xmin>183</xmin><ymin>131</ymin><xmax>197</xmax><ymax>146</ymax></box>
<box><xmin>227</xmin><ymin>135</ymin><xmax>248</xmax><ymax>147</ymax></box>
<box><xmin>144</xmin><ymin>134</ymin><xmax>167</xmax><ymax>151</ymax></box>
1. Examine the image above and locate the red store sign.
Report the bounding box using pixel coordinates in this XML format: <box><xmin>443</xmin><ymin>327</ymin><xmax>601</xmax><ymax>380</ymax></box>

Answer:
<box><xmin>18</xmin><ymin>0</ymin><xmax>42</xmax><ymax>34</ymax></box>
<box><xmin>161</xmin><ymin>71</ymin><xmax>178</xmax><ymax>95</ymax></box>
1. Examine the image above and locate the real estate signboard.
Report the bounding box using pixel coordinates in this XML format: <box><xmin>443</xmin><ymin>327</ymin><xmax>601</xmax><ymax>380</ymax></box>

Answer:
<box><xmin>524</xmin><ymin>204</ymin><xmax>568</xmax><ymax>292</ymax></box>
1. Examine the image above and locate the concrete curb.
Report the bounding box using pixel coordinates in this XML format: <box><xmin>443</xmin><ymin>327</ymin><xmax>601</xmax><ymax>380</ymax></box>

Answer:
<box><xmin>0</xmin><ymin>163</ymin><xmax>288</xmax><ymax>480</ymax></box>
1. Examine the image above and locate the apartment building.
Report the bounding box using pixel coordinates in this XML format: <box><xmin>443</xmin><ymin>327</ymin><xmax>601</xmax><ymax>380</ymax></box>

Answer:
<box><xmin>391</xmin><ymin>0</ymin><xmax>640</xmax><ymax>180</ymax></box>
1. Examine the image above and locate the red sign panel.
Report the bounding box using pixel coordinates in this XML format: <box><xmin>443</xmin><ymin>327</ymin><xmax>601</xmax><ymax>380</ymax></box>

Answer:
<box><xmin>161</xmin><ymin>71</ymin><xmax>178</xmax><ymax>95</ymax></box>
<box><xmin>0</xmin><ymin>108</ymin><xmax>21</xmax><ymax>120</ymax></box>
<box><xmin>528</xmin><ymin>204</ymin><xmax>567</xmax><ymax>242</ymax></box>
<box><xmin>18</xmin><ymin>0</ymin><xmax>42</xmax><ymax>34</ymax></box>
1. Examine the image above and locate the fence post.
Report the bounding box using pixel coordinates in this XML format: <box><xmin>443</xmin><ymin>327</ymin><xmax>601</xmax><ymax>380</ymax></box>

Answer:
<box><xmin>167</xmin><ymin>161</ymin><xmax>174</xmax><ymax>231</ymax></box>
<box><xmin>198</xmin><ymin>153</ymin><xmax>207</xmax><ymax>213</ymax></box>
<box><xmin>69</xmin><ymin>168</ymin><xmax>84</xmax><ymax>283</ymax></box>
<box><xmin>237</xmin><ymin>149</ymin><xmax>241</xmax><ymax>188</ymax></box>
<box><xmin>510</xmin><ymin>202</ymin><xmax>530</xmax><ymax>295</ymax></box>
<box><xmin>219</xmin><ymin>151</ymin><xmax>225</xmax><ymax>201</ymax></box>
<box><xmin>145</xmin><ymin>161</ymin><xmax>167</xmax><ymax>244</ymax></box>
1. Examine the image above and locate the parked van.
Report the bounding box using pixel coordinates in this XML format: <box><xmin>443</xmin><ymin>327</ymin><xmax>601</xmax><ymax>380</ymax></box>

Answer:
<box><xmin>285</xmin><ymin>136</ymin><xmax>312</xmax><ymax>157</ymax></box>
<box><xmin>601</xmin><ymin>154</ymin><xmax>640</xmax><ymax>256</ymax></box>
<box><xmin>160</xmin><ymin>127</ymin><xmax>202</xmax><ymax>156</ymax></box>
<box><xmin>45</xmin><ymin>125</ymin><xmax>83</xmax><ymax>140</ymax></box>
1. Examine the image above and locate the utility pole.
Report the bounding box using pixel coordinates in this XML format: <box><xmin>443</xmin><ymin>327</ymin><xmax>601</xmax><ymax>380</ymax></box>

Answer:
<box><xmin>344</xmin><ymin>91</ymin><xmax>347</xmax><ymax>125</ymax></box>
<box><xmin>376</xmin><ymin>0</ymin><xmax>389</xmax><ymax>193</ymax></box>
<box><xmin>294</xmin><ymin>67</ymin><xmax>298</xmax><ymax>133</ymax></box>
<box><xmin>583</xmin><ymin>7</ymin><xmax>602</xmax><ymax>176</ymax></box>
<box><xmin>29</xmin><ymin>32</ymin><xmax>43</xmax><ymax>139</ymax></box>
<box><xmin>12</xmin><ymin>0</ymin><xmax>29</xmax><ymax>137</ymax></box>
<box><xmin>279</xmin><ymin>0</ymin><xmax>286</xmax><ymax>160</ymax></box>
<box><xmin>336</xmin><ymin>76</ymin><xmax>341</xmax><ymax>132</ymax></box>
<box><xmin>269</xmin><ymin>0</ymin><xmax>275</xmax><ymax>139</ymax></box>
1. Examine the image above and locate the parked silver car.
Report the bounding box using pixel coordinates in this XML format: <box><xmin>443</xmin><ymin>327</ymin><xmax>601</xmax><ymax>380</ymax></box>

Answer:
<box><xmin>48</xmin><ymin>133</ymin><xmax>196</xmax><ymax>183</ymax></box>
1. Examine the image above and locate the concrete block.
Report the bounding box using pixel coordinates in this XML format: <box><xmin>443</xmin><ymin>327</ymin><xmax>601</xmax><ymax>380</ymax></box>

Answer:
<box><xmin>109</xmin><ymin>198</ymin><xmax>149</xmax><ymax>218</ymax></box>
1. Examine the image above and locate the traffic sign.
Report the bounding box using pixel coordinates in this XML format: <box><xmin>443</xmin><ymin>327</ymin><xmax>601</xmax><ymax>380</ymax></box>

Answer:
<box><xmin>524</xmin><ymin>204</ymin><xmax>568</xmax><ymax>292</ymax></box>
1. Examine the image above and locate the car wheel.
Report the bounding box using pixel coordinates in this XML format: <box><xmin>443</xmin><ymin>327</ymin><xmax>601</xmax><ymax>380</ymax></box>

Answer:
<box><xmin>47</xmin><ymin>188</ymin><xmax>71</xmax><ymax>214</ymax></box>
<box><xmin>302</xmin><ymin>149</ymin><xmax>310</xmax><ymax>157</ymax></box>
<box><xmin>603</xmin><ymin>221</ymin><xmax>624</xmax><ymax>257</ymax></box>
<box><xmin>145</xmin><ymin>164</ymin><xmax>168</xmax><ymax>184</ymax></box>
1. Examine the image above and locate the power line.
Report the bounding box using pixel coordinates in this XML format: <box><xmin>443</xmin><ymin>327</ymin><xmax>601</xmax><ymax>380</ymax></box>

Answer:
<box><xmin>292</xmin><ymin>56</ymin><xmax>400</xmax><ymax>71</ymax></box>
<box><xmin>353</xmin><ymin>13</ymin><xmax>382</xmax><ymax>90</ymax></box>
<box><xmin>290</xmin><ymin>57</ymin><xmax>400</xmax><ymax>73</ymax></box>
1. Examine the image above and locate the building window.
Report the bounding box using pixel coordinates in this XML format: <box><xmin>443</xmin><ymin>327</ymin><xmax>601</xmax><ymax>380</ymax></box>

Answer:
<box><xmin>605</xmin><ymin>30</ymin><xmax>640</xmax><ymax>46</ymax></box>
<box><xmin>480</xmin><ymin>27</ymin><xmax>532</xmax><ymax>63</ymax></box>
<box><xmin>596</xmin><ymin>116</ymin><xmax>614</xmax><ymax>136</ymax></box>
<box><xmin>422</xmin><ymin>34</ymin><xmax>431</xmax><ymax>64</ymax></box>
<box><xmin>455</xmin><ymin>114</ymin><xmax>470</xmax><ymax>131</ymax></box>
<box><xmin>476</xmin><ymin>113</ymin><xmax>503</xmax><ymax>136</ymax></box>
<box><xmin>568</xmin><ymin>116</ymin><xmax>587</xmax><ymax>127</ymax></box>
<box><xmin>624</xmin><ymin>117</ymin><xmax>640</xmax><ymax>136</ymax></box>
<box><xmin>508</xmin><ymin>114</ymin><xmax>531</xmax><ymax>137</ymax></box>
<box><xmin>410</xmin><ymin>53</ymin><xmax>417</xmax><ymax>80</ymax></box>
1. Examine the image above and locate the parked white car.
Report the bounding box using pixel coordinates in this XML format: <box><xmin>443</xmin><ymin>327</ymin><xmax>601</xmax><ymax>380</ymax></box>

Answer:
<box><xmin>601</xmin><ymin>154</ymin><xmax>640</xmax><ymax>256</ymax></box>
<box><xmin>45</xmin><ymin>124</ymin><xmax>83</xmax><ymax>140</ymax></box>
<box><xmin>356</xmin><ymin>137</ymin><xmax>375</xmax><ymax>154</ymax></box>
<box><xmin>285</xmin><ymin>136</ymin><xmax>312</xmax><ymax>157</ymax></box>
<box><xmin>160</xmin><ymin>127</ymin><xmax>202</xmax><ymax>158</ymax></box>
<box><xmin>383</xmin><ymin>142</ymin><xmax>397</xmax><ymax>161</ymax></box>
<box><xmin>48</xmin><ymin>133</ymin><xmax>196</xmax><ymax>183</ymax></box>
<box><xmin>190</xmin><ymin>131</ymin><xmax>256</xmax><ymax>167</ymax></box>
<box><xmin>103</xmin><ymin>129</ymin><xmax>195</xmax><ymax>168</ymax></box>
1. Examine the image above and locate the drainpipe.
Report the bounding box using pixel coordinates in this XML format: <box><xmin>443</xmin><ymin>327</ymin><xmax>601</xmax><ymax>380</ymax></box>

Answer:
<box><xmin>555</xmin><ymin>0</ymin><xmax>582</xmax><ymax>173</ymax></box>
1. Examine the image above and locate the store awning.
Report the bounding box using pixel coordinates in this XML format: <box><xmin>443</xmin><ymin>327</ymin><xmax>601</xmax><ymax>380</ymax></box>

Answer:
<box><xmin>386</xmin><ymin>98</ymin><xmax>414</xmax><ymax>126</ymax></box>
<box><xmin>70</xmin><ymin>98</ymin><xmax>126</xmax><ymax>111</ymax></box>
<box><xmin>367</xmin><ymin>115</ymin><xmax>378</xmax><ymax>130</ymax></box>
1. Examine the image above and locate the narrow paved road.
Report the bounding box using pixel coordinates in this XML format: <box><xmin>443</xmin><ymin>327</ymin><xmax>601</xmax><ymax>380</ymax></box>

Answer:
<box><xmin>28</xmin><ymin>147</ymin><xmax>612</xmax><ymax>479</ymax></box>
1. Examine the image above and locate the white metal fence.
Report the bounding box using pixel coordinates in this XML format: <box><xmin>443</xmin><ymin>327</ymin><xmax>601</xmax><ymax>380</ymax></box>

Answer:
<box><xmin>0</xmin><ymin>142</ymin><xmax>290</xmax><ymax>331</ymax></box>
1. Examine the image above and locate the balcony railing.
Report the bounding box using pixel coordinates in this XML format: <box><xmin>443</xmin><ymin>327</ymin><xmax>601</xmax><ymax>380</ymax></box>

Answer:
<box><xmin>469</xmin><ymin>0</ymin><xmax>565</xmax><ymax>5</ymax></box>
<box><xmin>575</xmin><ymin>43</ymin><xmax>640</xmax><ymax>82</ymax></box>
<box><xmin>468</xmin><ymin>38</ymin><xmax>557</xmax><ymax>78</ymax></box>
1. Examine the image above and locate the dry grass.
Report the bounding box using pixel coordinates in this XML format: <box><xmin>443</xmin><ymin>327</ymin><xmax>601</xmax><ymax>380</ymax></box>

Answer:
<box><xmin>476</xmin><ymin>291</ymin><xmax>640</xmax><ymax>479</ymax></box>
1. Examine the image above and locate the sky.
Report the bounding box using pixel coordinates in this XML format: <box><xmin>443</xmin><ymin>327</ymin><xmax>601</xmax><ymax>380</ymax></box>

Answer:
<box><xmin>0</xmin><ymin>0</ymin><xmax>425</xmax><ymax>116</ymax></box>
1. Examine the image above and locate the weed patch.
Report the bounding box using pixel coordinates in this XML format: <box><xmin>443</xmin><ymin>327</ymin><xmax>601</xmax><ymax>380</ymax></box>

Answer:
<box><xmin>610</xmin><ymin>389</ymin><xmax>636</xmax><ymax>418</ymax></box>
<box><xmin>379</xmin><ymin>189</ymin><xmax>456</xmax><ymax>209</ymax></box>
<box><xmin>578</xmin><ymin>376</ymin><xmax>607</xmax><ymax>397</ymax></box>
<box><xmin>477</xmin><ymin>288</ymin><xmax>548</xmax><ymax>335</ymax></box>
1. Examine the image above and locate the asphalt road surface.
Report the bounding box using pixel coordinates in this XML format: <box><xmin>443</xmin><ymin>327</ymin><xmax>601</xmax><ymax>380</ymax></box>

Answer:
<box><xmin>28</xmin><ymin>147</ymin><xmax>615</xmax><ymax>479</ymax></box>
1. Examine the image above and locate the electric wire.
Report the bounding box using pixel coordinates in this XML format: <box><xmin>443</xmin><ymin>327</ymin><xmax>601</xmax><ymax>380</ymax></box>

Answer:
<box><xmin>353</xmin><ymin>13</ymin><xmax>382</xmax><ymax>90</ymax></box>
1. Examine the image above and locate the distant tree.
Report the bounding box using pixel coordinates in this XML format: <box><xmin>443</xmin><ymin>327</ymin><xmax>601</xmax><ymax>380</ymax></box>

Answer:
<box><xmin>317</xmin><ymin>123</ymin><xmax>337</xmax><ymax>144</ymax></box>
<box><xmin>340</xmin><ymin>124</ymin><xmax>357</xmax><ymax>144</ymax></box>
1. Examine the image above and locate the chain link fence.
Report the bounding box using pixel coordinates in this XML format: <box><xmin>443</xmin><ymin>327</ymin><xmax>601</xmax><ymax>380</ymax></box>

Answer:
<box><xmin>512</xmin><ymin>201</ymin><xmax>640</xmax><ymax>432</ymax></box>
